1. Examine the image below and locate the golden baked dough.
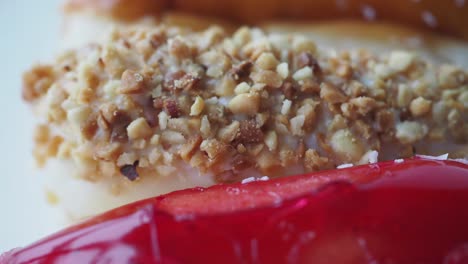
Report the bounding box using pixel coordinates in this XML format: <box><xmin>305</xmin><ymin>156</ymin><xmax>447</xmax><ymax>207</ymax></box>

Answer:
<box><xmin>64</xmin><ymin>0</ymin><xmax>468</xmax><ymax>39</ymax></box>
<box><xmin>64</xmin><ymin>0</ymin><xmax>166</xmax><ymax>20</ymax></box>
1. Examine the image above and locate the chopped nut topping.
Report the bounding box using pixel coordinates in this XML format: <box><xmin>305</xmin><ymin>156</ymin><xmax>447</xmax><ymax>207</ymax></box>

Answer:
<box><xmin>218</xmin><ymin>121</ymin><xmax>240</xmax><ymax>143</ymax></box>
<box><xmin>34</xmin><ymin>124</ymin><xmax>50</xmax><ymax>144</ymax></box>
<box><xmin>292</xmin><ymin>36</ymin><xmax>316</xmax><ymax>54</ymax></box>
<box><xmin>438</xmin><ymin>65</ymin><xmax>466</xmax><ymax>89</ymax></box>
<box><xmin>447</xmin><ymin>109</ymin><xmax>466</xmax><ymax>141</ymax></box>
<box><xmin>180</xmin><ymin>135</ymin><xmax>202</xmax><ymax>161</ymax></box>
<box><xmin>375</xmin><ymin>109</ymin><xmax>394</xmax><ymax>133</ymax></box>
<box><xmin>388</xmin><ymin>51</ymin><xmax>415</xmax><ymax>72</ymax></box>
<box><xmin>330</xmin><ymin>129</ymin><xmax>365</xmax><ymax>163</ymax></box>
<box><xmin>120</xmin><ymin>161</ymin><xmax>139</xmax><ymax>181</ymax></box>
<box><xmin>409</xmin><ymin>97</ymin><xmax>432</xmax><ymax>117</ymax></box>
<box><xmin>293</xmin><ymin>67</ymin><xmax>313</xmax><ymax>81</ymax></box>
<box><xmin>168</xmin><ymin>37</ymin><xmax>191</xmax><ymax>59</ymax></box>
<box><xmin>304</xmin><ymin>149</ymin><xmax>329</xmax><ymax>172</ymax></box>
<box><xmin>150</xmin><ymin>134</ymin><xmax>160</xmax><ymax>145</ymax></box>
<box><xmin>290</xmin><ymin>115</ymin><xmax>306</xmax><ymax>136</ymax></box>
<box><xmin>25</xmin><ymin>26</ymin><xmax>467</xmax><ymax>184</ymax></box>
<box><xmin>275</xmin><ymin>63</ymin><xmax>288</xmax><ymax>81</ymax></box>
<box><xmin>396</xmin><ymin>121</ymin><xmax>428</xmax><ymax>144</ymax></box>
<box><xmin>174</xmin><ymin>73</ymin><xmax>200</xmax><ymax>91</ymax></box>
<box><xmin>264</xmin><ymin>131</ymin><xmax>278</xmax><ymax>151</ymax></box>
<box><xmin>296</xmin><ymin>52</ymin><xmax>321</xmax><ymax>74</ymax></box>
<box><xmin>163</xmin><ymin>99</ymin><xmax>181</xmax><ymax>118</ymax></box>
<box><xmin>234</xmin><ymin>82</ymin><xmax>251</xmax><ymax>94</ymax></box>
<box><xmin>200</xmin><ymin>115</ymin><xmax>211</xmax><ymax>138</ymax></box>
<box><xmin>190</xmin><ymin>96</ymin><xmax>205</xmax><ymax>116</ymax></box>
<box><xmin>200</xmin><ymin>139</ymin><xmax>226</xmax><ymax>159</ymax></box>
<box><xmin>336</xmin><ymin>63</ymin><xmax>352</xmax><ymax>79</ymax></box>
<box><xmin>373</xmin><ymin>64</ymin><xmax>394</xmax><ymax>79</ymax></box>
<box><xmin>397</xmin><ymin>84</ymin><xmax>413</xmax><ymax>108</ymax></box>
<box><xmin>81</xmin><ymin>114</ymin><xmax>98</xmax><ymax>140</ymax></box>
<box><xmin>250</xmin><ymin>70</ymin><xmax>283</xmax><ymax>88</ymax></box>
<box><xmin>348</xmin><ymin>96</ymin><xmax>377</xmax><ymax>116</ymax></box>
<box><xmin>22</xmin><ymin>65</ymin><xmax>54</xmax><ymax>101</ymax></box>
<box><xmin>231</xmin><ymin>61</ymin><xmax>253</xmax><ymax>80</ymax></box>
<box><xmin>233</xmin><ymin>27</ymin><xmax>251</xmax><ymax>46</ymax></box>
<box><xmin>228</xmin><ymin>93</ymin><xmax>260</xmax><ymax>115</ymax></box>
<box><xmin>281</xmin><ymin>81</ymin><xmax>296</xmax><ymax>99</ymax></box>
<box><xmin>127</xmin><ymin>117</ymin><xmax>152</xmax><ymax>140</ymax></box>
<box><xmin>320</xmin><ymin>83</ymin><xmax>347</xmax><ymax>104</ymax></box>
<box><xmin>255</xmin><ymin>112</ymin><xmax>269</xmax><ymax>127</ymax></box>
<box><xmin>120</xmin><ymin>70</ymin><xmax>145</xmax><ymax>94</ymax></box>
<box><xmin>46</xmin><ymin>136</ymin><xmax>64</xmax><ymax>158</ymax></box>
<box><xmin>161</xmin><ymin>130</ymin><xmax>186</xmax><ymax>144</ymax></box>
<box><xmin>255</xmin><ymin>52</ymin><xmax>279</xmax><ymax>70</ymax></box>
<box><xmin>117</xmin><ymin>152</ymin><xmax>138</xmax><ymax>167</ymax></box>
<box><xmin>95</xmin><ymin>142</ymin><xmax>122</xmax><ymax>161</ymax></box>
<box><xmin>110</xmin><ymin>111</ymin><xmax>132</xmax><ymax>142</ymax></box>
<box><xmin>281</xmin><ymin>99</ymin><xmax>292</xmax><ymax>115</ymax></box>
<box><xmin>236</xmin><ymin>120</ymin><xmax>263</xmax><ymax>144</ymax></box>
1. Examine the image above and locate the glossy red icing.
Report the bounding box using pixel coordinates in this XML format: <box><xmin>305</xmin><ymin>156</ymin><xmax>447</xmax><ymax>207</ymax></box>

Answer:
<box><xmin>2</xmin><ymin>159</ymin><xmax>468</xmax><ymax>264</ymax></box>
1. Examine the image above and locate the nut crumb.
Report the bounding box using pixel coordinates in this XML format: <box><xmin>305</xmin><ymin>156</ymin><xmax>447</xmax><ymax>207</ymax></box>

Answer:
<box><xmin>409</xmin><ymin>97</ymin><xmax>431</xmax><ymax>117</ymax></box>
<box><xmin>276</xmin><ymin>62</ymin><xmax>289</xmax><ymax>79</ymax></box>
<box><xmin>127</xmin><ymin>117</ymin><xmax>152</xmax><ymax>140</ymax></box>
<box><xmin>396</xmin><ymin>121</ymin><xmax>428</xmax><ymax>144</ymax></box>
<box><xmin>120</xmin><ymin>161</ymin><xmax>139</xmax><ymax>181</ymax></box>
<box><xmin>388</xmin><ymin>51</ymin><xmax>414</xmax><ymax>72</ymax></box>
<box><xmin>256</xmin><ymin>52</ymin><xmax>279</xmax><ymax>70</ymax></box>
<box><xmin>293</xmin><ymin>67</ymin><xmax>313</xmax><ymax>81</ymax></box>
<box><xmin>236</xmin><ymin>120</ymin><xmax>263</xmax><ymax>144</ymax></box>
<box><xmin>24</xmin><ymin>26</ymin><xmax>466</xmax><ymax>184</ymax></box>
<box><xmin>164</xmin><ymin>98</ymin><xmax>181</xmax><ymax>118</ymax></box>
<box><xmin>120</xmin><ymin>70</ymin><xmax>145</xmax><ymax>94</ymax></box>
<box><xmin>281</xmin><ymin>99</ymin><xmax>292</xmax><ymax>115</ymax></box>
<box><xmin>234</xmin><ymin>82</ymin><xmax>251</xmax><ymax>94</ymax></box>
<box><xmin>320</xmin><ymin>83</ymin><xmax>347</xmax><ymax>104</ymax></box>
<box><xmin>231</xmin><ymin>61</ymin><xmax>252</xmax><ymax>80</ymax></box>
<box><xmin>297</xmin><ymin>52</ymin><xmax>321</xmax><ymax>74</ymax></box>
<box><xmin>228</xmin><ymin>93</ymin><xmax>260</xmax><ymax>115</ymax></box>
<box><xmin>190</xmin><ymin>96</ymin><xmax>205</xmax><ymax>116</ymax></box>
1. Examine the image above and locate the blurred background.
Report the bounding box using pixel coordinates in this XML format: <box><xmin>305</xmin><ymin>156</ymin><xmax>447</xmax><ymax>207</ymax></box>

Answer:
<box><xmin>0</xmin><ymin>0</ymin><xmax>65</xmax><ymax>252</ymax></box>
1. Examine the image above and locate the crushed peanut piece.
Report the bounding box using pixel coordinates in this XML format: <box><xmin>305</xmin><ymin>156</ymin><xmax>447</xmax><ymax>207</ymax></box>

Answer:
<box><xmin>190</xmin><ymin>96</ymin><xmax>205</xmax><ymax>116</ymax></box>
<box><xmin>409</xmin><ymin>97</ymin><xmax>432</xmax><ymax>117</ymax></box>
<box><xmin>281</xmin><ymin>99</ymin><xmax>292</xmax><ymax>115</ymax></box>
<box><xmin>234</xmin><ymin>82</ymin><xmax>251</xmax><ymax>94</ymax></box>
<box><xmin>127</xmin><ymin>118</ymin><xmax>152</xmax><ymax>139</ymax></box>
<box><xmin>228</xmin><ymin>93</ymin><xmax>260</xmax><ymax>115</ymax></box>
<box><xmin>276</xmin><ymin>62</ymin><xmax>289</xmax><ymax>79</ymax></box>
<box><xmin>293</xmin><ymin>67</ymin><xmax>313</xmax><ymax>81</ymax></box>
<box><xmin>320</xmin><ymin>83</ymin><xmax>347</xmax><ymax>104</ymax></box>
<box><xmin>396</xmin><ymin>121</ymin><xmax>428</xmax><ymax>144</ymax></box>
<box><xmin>256</xmin><ymin>52</ymin><xmax>279</xmax><ymax>70</ymax></box>
<box><xmin>388</xmin><ymin>51</ymin><xmax>415</xmax><ymax>72</ymax></box>
<box><xmin>119</xmin><ymin>70</ymin><xmax>145</xmax><ymax>94</ymax></box>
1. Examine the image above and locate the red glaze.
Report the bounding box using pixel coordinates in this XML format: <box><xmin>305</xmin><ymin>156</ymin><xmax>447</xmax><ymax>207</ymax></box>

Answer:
<box><xmin>2</xmin><ymin>159</ymin><xmax>468</xmax><ymax>264</ymax></box>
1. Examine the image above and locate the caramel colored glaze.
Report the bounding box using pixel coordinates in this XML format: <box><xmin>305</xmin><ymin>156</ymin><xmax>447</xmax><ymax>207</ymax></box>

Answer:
<box><xmin>64</xmin><ymin>0</ymin><xmax>468</xmax><ymax>39</ymax></box>
<box><xmin>160</xmin><ymin>12</ymin><xmax>237</xmax><ymax>32</ymax></box>
<box><xmin>64</xmin><ymin>0</ymin><xmax>166</xmax><ymax>20</ymax></box>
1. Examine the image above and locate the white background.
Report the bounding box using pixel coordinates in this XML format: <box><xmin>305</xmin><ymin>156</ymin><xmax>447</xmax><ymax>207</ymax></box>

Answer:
<box><xmin>0</xmin><ymin>0</ymin><xmax>65</xmax><ymax>252</ymax></box>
